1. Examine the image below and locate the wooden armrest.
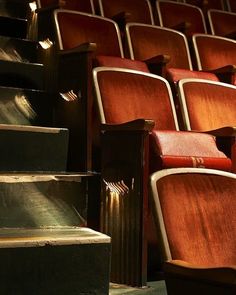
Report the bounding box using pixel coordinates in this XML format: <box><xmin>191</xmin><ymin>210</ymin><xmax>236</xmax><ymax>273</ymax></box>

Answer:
<box><xmin>203</xmin><ymin>126</ymin><xmax>236</xmax><ymax>137</ymax></box>
<box><xmin>112</xmin><ymin>11</ymin><xmax>131</xmax><ymax>24</ymax></box>
<box><xmin>101</xmin><ymin>119</ymin><xmax>155</xmax><ymax>132</ymax></box>
<box><xmin>225</xmin><ymin>31</ymin><xmax>236</xmax><ymax>40</ymax></box>
<box><xmin>172</xmin><ymin>21</ymin><xmax>191</xmax><ymax>33</ymax></box>
<box><xmin>58</xmin><ymin>42</ymin><xmax>97</xmax><ymax>56</ymax></box>
<box><xmin>36</xmin><ymin>4</ymin><xmax>59</xmax><ymax>14</ymax></box>
<box><xmin>145</xmin><ymin>54</ymin><xmax>170</xmax><ymax>66</ymax></box>
<box><xmin>206</xmin><ymin>65</ymin><xmax>236</xmax><ymax>75</ymax></box>
<box><xmin>145</xmin><ymin>54</ymin><xmax>170</xmax><ymax>76</ymax></box>
<box><xmin>164</xmin><ymin>260</ymin><xmax>236</xmax><ymax>286</ymax></box>
<box><xmin>205</xmin><ymin>65</ymin><xmax>236</xmax><ymax>84</ymax></box>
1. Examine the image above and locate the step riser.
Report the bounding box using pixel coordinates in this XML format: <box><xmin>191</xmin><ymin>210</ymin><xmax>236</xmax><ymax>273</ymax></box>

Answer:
<box><xmin>0</xmin><ymin>127</ymin><xmax>68</xmax><ymax>171</ymax></box>
<box><xmin>0</xmin><ymin>175</ymin><xmax>88</xmax><ymax>227</ymax></box>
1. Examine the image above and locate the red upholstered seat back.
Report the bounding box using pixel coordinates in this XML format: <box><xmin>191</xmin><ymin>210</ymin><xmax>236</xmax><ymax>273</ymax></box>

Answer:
<box><xmin>179</xmin><ymin>79</ymin><xmax>236</xmax><ymax>131</ymax></box>
<box><xmin>156</xmin><ymin>1</ymin><xmax>206</xmax><ymax>36</ymax></box>
<box><xmin>39</xmin><ymin>0</ymin><xmax>94</xmax><ymax>13</ymax></box>
<box><xmin>94</xmin><ymin>68</ymin><xmax>177</xmax><ymax>129</ymax></box>
<box><xmin>127</xmin><ymin>24</ymin><xmax>191</xmax><ymax>70</ymax></box>
<box><xmin>54</xmin><ymin>10</ymin><xmax>122</xmax><ymax>56</ymax></box>
<box><xmin>193</xmin><ymin>34</ymin><xmax>236</xmax><ymax>71</ymax></box>
<box><xmin>153</xmin><ymin>170</ymin><xmax>236</xmax><ymax>266</ymax></box>
<box><xmin>99</xmin><ymin>0</ymin><xmax>153</xmax><ymax>24</ymax></box>
<box><xmin>208</xmin><ymin>10</ymin><xmax>236</xmax><ymax>38</ymax></box>
<box><xmin>185</xmin><ymin>0</ymin><xmax>224</xmax><ymax>10</ymax></box>
<box><xmin>228</xmin><ymin>0</ymin><xmax>236</xmax><ymax>12</ymax></box>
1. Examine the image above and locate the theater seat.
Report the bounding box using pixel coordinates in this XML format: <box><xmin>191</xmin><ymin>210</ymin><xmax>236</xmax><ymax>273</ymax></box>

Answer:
<box><xmin>178</xmin><ymin>78</ymin><xmax>236</xmax><ymax>172</ymax></box>
<box><xmin>156</xmin><ymin>0</ymin><xmax>207</xmax><ymax>38</ymax></box>
<box><xmin>184</xmin><ymin>0</ymin><xmax>225</xmax><ymax>14</ymax></box>
<box><xmin>93</xmin><ymin>67</ymin><xmax>231</xmax><ymax>286</ymax></box>
<box><xmin>192</xmin><ymin>34</ymin><xmax>236</xmax><ymax>85</ymax></box>
<box><xmin>37</xmin><ymin>0</ymin><xmax>95</xmax><ymax>13</ymax></box>
<box><xmin>53</xmin><ymin>10</ymin><xmax>149</xmax><ymax>171</ymax></box>
<box><xmin>126</xmin><ymin>23</ymin><xmax>218</xmax><ymax>83</ymax></box>
<box><xmin>208</xmin><ymin>9</ymin><xmax>236</xmax><ymax>39</ymax></box>
<box><xmin>150</xmin><ymin>167</ymin><xmax>236</xmax><ymax>295</ymax></box>
<box><xmin>98</xmin><ymin>0</ymin><xmax>154</xmax><ymax>33</ymax></box>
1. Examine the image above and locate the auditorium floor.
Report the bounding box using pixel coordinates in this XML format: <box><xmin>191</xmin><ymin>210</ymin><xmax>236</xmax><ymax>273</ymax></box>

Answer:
<box><xmin>109</xmin><ymin>280</ymin><xmax>168</xmax><ymax>294</ymax></box>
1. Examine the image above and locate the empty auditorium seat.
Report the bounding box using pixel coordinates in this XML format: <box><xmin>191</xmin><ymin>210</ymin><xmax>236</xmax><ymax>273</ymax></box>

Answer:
<box><xmin>150</xmin><ymin>167</ymin><xmax>236</xmax><ymax>295</ymax></box>
<box><xmin>35</xmin><ymin>0</ymin><xmax>95</xmax><ymax>41</ymax></box>
<box><xmin>156</xmin><ymin>0</ymin><xmax>207</xmax><ymax>38</ymax></box>
<box><xmin>178</xmin><ymin>78</ymin><xmax>236</xmax><ymax>172</ymax></box>
<box><xmin>98</xmin><ymin>0</ymin><xmax>154</xmax><ymax>32</ymax></box>
<box><xmin>53</xmin><ymin>10</ymin><xmax>149</xmax><ymax>171</ymax></box>
<box><xmin>192</xmin><ymin>34</ymin><xmax>236</xmax><ymax>85</ymax></box>
<box><xmin>126</xmin><ymin>23</ymin><xmax>218</xmax><ymax>82</ymax></box>
<box><xmin>93</xmin><ymin>67</ymin><xmax>231</xmax><ymax>286</ymax></box>
<box><xmin>37</xmin><ymin>0</ymin><xmax>95</xmax><ymax>13</ymax></box>
<box><xmin>208</xmin><ymin>9</ymin><xmax>236</xmax><ymax>39</ymax></box>
<box><xmin>184</xmin><ymin>0</ymin><xmax>225</xmax><ymax>13</ymax></box>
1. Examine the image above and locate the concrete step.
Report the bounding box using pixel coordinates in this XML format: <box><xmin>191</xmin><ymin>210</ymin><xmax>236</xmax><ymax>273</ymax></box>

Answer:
<box><xmin>0</xmin><ymin>172</ymin><xmax>92</xmax><ymax>227</ymax></box>
<box><xmin>0</xmin><ymin>227</ymin><xmax>111</xmax><ymax>295</ymax></box>
<box><xmin>0</xmin><ymin>125</ymin><xmax>68</xmax><ymax>172</ymax></box>
<box><xmin>0</xmin><ymin>86</ymin><xmax>53</xmax><ymax>126</ymax></box>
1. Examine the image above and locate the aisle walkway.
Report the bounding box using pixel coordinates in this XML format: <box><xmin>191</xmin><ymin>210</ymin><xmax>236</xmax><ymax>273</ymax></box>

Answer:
<box><xmin>109</xmin><ymin>280</ymin><xmax>167</xmax><ymax>295</ymax></box>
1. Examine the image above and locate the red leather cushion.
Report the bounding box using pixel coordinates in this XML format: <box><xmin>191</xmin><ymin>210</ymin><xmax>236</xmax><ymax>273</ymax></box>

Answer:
<box><xmin>149</xmin><ymin>130</ymin><xmax>232</xmax><ymax>172</ymax></box>
<box><xmin>95</xmin><ymin>56</ymin><xmax>149</xmax><ymax>72</ymax></box>
<box><xmin>166</xmin><ymin>68</ymin><xmax>219</xmax><ymax>83</ymax></box>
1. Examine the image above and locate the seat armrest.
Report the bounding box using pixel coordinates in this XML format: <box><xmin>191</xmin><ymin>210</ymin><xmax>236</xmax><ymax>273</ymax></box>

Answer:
<box><xmin>58</xmin><ymin>42</ymin><xmax>97</xmax><ymax>56</ymax></box>
<box><xmin>36</xmin><ymin>4</ymin><xmax>60</xmax><ymax>14</ymax></box>
<box><xmin>207</xmin><ymin>65</ymin><xmax>236</xmax><ymax>75</ymax></box>
<box><xmin>205</xmin><ymin>65</ymin><xmax>236</xmax><ymax>84</ymax></box>
<box><xmin>111</xmin><ymin>11</ymin><xmax>131</xmax><ymax>29</ymax></box>
<box><xmin>101</xmin><ymin>119</ymin><xmax>155</xmax><ymax>132</ymax></box>
<box><xmin>172</xmin><ymin>21</ymin><xmax>191</xmax><ymax>34</ymax></box>
<box><xmin>164</xmin><ymin>260</ymin><xmax>236</xmax><ymax>286</ymax></box>
<box><xmin>203</xmin><ymin>126</ymin><xmax>236</xmax><ymax>137</ymax></box>
<box><xmin>225</xmin><ymin>31</ymin><xmax>236</xmax><ymax>40</ymax></box>
<box><xmin>144</xmin><ymin>54</ymin><xmax>170</xmax><ymax>76</ymax></box>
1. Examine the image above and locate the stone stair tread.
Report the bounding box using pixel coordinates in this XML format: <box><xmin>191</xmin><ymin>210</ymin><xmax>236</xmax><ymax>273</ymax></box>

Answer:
<box><xmin>0</xmin><ymin>227</ymin><xmax>110</xmax><ymax>247</ymax></box>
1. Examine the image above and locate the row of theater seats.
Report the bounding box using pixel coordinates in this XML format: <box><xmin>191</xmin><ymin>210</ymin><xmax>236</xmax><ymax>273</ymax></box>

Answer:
<box><xmin>33</xmin><ymin>0</ymin><xmax>236</xmax><ymax>41</ymax></box>
<box><xmin>0</xmin><ymin>0</ymin><xmax>235</xmax><ymax>293</ymax></box>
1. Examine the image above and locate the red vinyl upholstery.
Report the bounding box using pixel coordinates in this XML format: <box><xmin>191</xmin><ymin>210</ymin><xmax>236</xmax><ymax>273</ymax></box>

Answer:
<box><xmin>150</xmin><ymin>168</ymin><xmax>236</xmax><ymax>294</ymax></box>
<box><xmin>149</xmin><ymin>130</ymin><xmax>231</xmax><ymax>172</ymax></box>
<box><xmin>156</xmin><ymin>0</ymin><xmax>207</xmax><ymax>38</ymax></box>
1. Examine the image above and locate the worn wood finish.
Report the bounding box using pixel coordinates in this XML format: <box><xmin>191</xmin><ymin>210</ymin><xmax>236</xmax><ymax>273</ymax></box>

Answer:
<box><xmin>101</xmin><ymin>128</ymin><xmax>150</xmax><ymax>287</ymax></box>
